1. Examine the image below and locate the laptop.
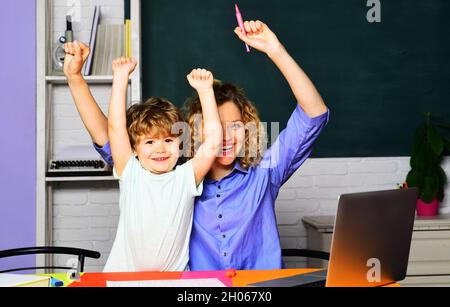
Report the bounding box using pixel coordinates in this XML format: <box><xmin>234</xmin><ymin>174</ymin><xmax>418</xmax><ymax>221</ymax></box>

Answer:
<box><xmin>250</xmin><ymin>188</ymin><xmax>418</xmax><ymax>287</ymax></box>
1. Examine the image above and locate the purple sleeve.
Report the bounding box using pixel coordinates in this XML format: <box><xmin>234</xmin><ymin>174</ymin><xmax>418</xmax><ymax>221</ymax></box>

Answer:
<box><xmin>94</xmin><ymin>142</ymin><xmax>114</xmax><ymax>167</ymax></box>
<box><xmin>261</xmin><ymin>105</ymin><xmax>330</xmax><ymax>188</ymax></box>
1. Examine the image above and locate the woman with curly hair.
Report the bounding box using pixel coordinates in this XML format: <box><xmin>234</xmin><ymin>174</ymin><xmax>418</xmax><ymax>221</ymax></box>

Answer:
<box><xmin>181</xmin><ymin>20</ymin><xmax>329</xmax><ymax>271</ymax></box>
<box><xmin>63</xmin><ymin>19</ymin><xmax>329</xmax><ymax>271</ymax></box>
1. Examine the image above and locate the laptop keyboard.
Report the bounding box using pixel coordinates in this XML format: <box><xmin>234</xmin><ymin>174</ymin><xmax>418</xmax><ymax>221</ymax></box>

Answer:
<box><xmin>248</xmin><ymin>270</ymin><xmax>328</xmax><ymax>287</ymax></box>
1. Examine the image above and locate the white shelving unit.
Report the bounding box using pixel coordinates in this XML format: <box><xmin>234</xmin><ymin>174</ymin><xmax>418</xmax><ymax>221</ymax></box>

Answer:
<box><xmin>36</xmin><ymin>0</ymin><xmax>142</xmax><ymax>270</ymax></box>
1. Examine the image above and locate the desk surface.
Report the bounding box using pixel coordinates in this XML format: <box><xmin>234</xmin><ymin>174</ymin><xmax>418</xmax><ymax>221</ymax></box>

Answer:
<box><xmin>46</xmin><ymin>269</ymin><xmax>398</xmax><ymax>287</ymax></box>
<box><xmin>67</xmin><ymin>269</ymin><xmax>322</xmax><ymax>287</ymax></box>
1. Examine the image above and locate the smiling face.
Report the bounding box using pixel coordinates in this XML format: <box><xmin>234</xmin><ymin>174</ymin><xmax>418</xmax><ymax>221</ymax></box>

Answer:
<box><xmin>134</xmin><ymin>133</ymin><xmax>180</xmax><ymax>174</ymax></box>
<box><xmin>127</xmin><ymin>97</ymin><xmax>185</xmax><ymax>175</ymax></box>
<box><xmin>185</xmin><ymin>81</ymin><xmax>265</xmax><ymax>173</ymax></box>
<box><xmin>216</xmin><ymin>101</ymin><xmax>246</xmax><ymax>167</ymax></box>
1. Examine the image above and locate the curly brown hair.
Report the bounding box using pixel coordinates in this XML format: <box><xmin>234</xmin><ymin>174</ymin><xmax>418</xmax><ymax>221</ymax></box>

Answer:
<box><xmin>183</xmin><ymin>80</ymin><xmax>266</xmax><ymax>169</ymax></box>
<box><xmin>127</xmin><ymin>97</ymin><xmax>184</xmax><ymax>149</ymax></box>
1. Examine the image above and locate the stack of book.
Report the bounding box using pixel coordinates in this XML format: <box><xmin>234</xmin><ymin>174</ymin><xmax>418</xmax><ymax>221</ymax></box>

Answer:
<box><xmin>82</xmin><ymin>6</ymin><xmax>132</xmax><ymax>76</ymax></box>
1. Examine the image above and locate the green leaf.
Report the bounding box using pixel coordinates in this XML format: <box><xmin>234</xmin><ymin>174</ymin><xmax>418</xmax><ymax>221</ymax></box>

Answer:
<box><xmin>415</xmin><ymin>142</ymin><xmax>429</xmax><ymax>171</ymax></box>
<box><xmin>420</xmin><ymin>190</ymin><xmax>435</xmax><ymax>203</ymax></box>
<box><xmin>420</xmin><ymin>175</ymin><xmax>438</xmax><ymax>203</ymax></box>
<box><xmin>427</xmin><ymin>124</ymin><xmax>444</xmax><ymax>157</ymax></box>
<box><xmin>406</xmin><ymin>169</ymin><xmax>419</xmax><ymax>187</ymax></box>
<box><xmin>425</xmin><ymin>176</ymin><xmax>438</xmax><ymax>192</ymax></box>
<box><xmin>411</xmin><ymin>114</ymin><xmax>449</xmax><ymax>203</ymax></box>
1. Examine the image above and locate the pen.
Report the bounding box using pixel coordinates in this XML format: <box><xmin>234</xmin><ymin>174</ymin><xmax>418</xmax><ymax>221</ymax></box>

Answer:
<box><xmin>235</xmin><ymin>4</ymin><xmax>251</xmax><ymax>53</ymax></box>
<box><xmin>65</xmin><ymin>15</ymin><xmax>73</xmax><ymax>43</ymax></box>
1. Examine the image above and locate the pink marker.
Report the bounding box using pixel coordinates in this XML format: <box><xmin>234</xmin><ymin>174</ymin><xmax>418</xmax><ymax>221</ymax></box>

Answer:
<box><xmin>235</xmin><ymin>4</ymin><xmax>251</xmax><ymax>53</ymax></box>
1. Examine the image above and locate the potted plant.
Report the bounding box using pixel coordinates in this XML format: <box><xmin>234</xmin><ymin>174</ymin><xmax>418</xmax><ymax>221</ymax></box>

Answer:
<box><xmin>406</xmin><ymin>113</ymin><xmax>450</xmax><ymax>217</ymax></box>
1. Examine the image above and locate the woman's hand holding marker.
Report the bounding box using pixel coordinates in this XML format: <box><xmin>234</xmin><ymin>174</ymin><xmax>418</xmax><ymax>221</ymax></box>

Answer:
<box><xmin>233</xmin><ymin>20</ymin><xmax>283</xmax><ymax>58</ymax></box>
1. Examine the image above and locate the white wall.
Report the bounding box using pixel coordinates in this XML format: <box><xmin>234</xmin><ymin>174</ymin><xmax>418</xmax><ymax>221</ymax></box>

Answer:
<box><xmin>53</xmin><ymin>181</ymin><xmax>119</xmax><ymax>272</ymax></box>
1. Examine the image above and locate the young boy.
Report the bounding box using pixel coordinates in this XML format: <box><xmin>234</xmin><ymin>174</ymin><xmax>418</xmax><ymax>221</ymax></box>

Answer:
<box><xmin>64</xmin><ymin>43</ymin><xmax>222</xmax><ymax>271</ymax></box>
<box><xmin>112</xmin><ymin>60</ymin><xmax>222</xmax><ymax>272</ymax></box>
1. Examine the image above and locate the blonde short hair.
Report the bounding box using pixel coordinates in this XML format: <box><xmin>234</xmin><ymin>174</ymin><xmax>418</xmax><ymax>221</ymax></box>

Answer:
<box><xmin>127</xmin><ymin>97</ymin><xmax>184</xmax><ymax>149</ymax></box>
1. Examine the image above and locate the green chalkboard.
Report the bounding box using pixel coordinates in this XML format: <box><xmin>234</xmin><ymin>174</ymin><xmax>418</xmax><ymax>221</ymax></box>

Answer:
<box><xmin>124</xmin><ymin>0</ymin><xmax>130</xmax><ymax>20</ymax></box>
<box><xmin>141</xmin><ymin>0</ymin><xmax>450</xmax><ymax>157</ymax></box>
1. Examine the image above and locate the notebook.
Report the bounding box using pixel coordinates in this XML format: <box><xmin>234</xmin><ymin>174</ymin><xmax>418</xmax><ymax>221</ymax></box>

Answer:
<box><xmin>106</xmin><ymin>278</ymin><xmax>226</xmax><ymax>288</ymax></box>
<box><xmin>0</xmin><ymin>274</ymin><xmax>50</xmax><ymax>287</ymax></box>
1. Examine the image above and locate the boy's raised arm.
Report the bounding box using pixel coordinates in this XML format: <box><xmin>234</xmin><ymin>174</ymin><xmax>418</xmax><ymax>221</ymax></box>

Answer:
<box><xmin>64</xmin><ymin>41</ymin><xmax>109</xmax><ymax>146</ymax></box>
<box><xmin>234</xmin><ymin>21</ymin><xmax>328</xmax><ymax>118</ymax></box>
<box><xmin>187</xmin><ymin>69</ymin><xmax>223</xmax><ymax>186</ymax></box>
<box><xmin>108</xmin><ymin>58</ymin><xmax>137</xmax><ymax>176</ymax></box>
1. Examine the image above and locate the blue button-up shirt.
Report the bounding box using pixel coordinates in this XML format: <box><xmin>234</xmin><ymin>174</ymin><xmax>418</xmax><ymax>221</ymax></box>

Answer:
<box><xmin>95</xmin><ymin>105</ymin><xmax>329</xmax><ymax>271</ymax></box>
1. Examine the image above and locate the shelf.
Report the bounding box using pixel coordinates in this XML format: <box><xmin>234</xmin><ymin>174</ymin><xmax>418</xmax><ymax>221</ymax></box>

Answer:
<box><xmin>46</xmin><ymin>176</ymin><xmax>117</xmax><ymax>182</ymax></box>
<box><xmin>37</xmin><ymin>0</ymin><xmax>142</xmax><ymax>269</ymax></box>
<box><xmin>45</xmin><ymin>75</ymin><xmax>115</xmax><ymax>84</ymax></box>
